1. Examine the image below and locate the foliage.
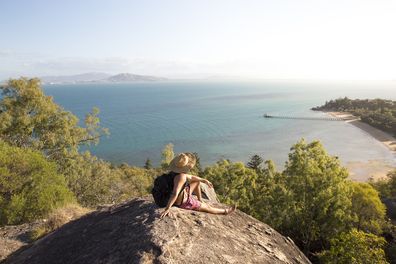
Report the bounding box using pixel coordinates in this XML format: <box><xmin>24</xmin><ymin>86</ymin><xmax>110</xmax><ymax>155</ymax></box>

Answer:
<box><xmin>161</xmin><ymin>143</ymin><xmax>174</xmax><ymax>170</ymax></box>
<box><xmin>253</xmin><ymin>160</ymin><xmax>291</xmax><ymax>226</ymax></box>
<box><xmin>246</xmin><ymin>154</ymin><xmax>264</xmax><ymax>172</ymax></box>
<box><xmin>369</xmin><ymin>170</ymin><xmax>396</xmax><ymax>264</ymax></box>
<box><xmin>0</xmin><ymin>78</ymin><xmax>109</xmax><ymax>162</ymax></box>
<box><xmin>204</xmin><ymin>139</ymin><xmax>374</xmax><ymax>259</ymax></box>
<box><xmin>62</xmin><ymin>152</ymin><xmax>125</xmax><ymax>207</ymax></box>
<box><xmin>369</xmin><ymin>169</ymin><xmax>396</xmax><ymax>220</ymax></box>
<box><xmin>280</xmin><ymin>139</ymin><xmax>352</xmax><ymax>254</ymax></box>
<box><xmin>318</xmin><ymin>228</ymin><xmax>388</xmax><ymax>264</ymax></box>
<box><xmin>118</xmin><ymin>165</ymin><xmax>157</xmax><ymax>198</ymax></box>
<box><xmin>389</xmin><ymin>170</ymin><xmax>396</xmax><ymax>198</ymax></box>
<box><xmin>144</xmin><ymin>158</ymin><xmax>152</xmax><ymax>169</ymax></box>
<box><xmin>0</xmin><ymin>77</ymin><xmax>159</xmax><ymax>211</ymax></box>
<box><xmin>29</xmin><ymin>226</ymin><xmax>48</xmax><ymax>241</ymax></box>
<box><xmin>369</xmin><ymin>176</ymin><xmax>393</xmax><ymax>199</ymax></box>
<box><xmin>0</xmin><ymin>140</ymin><xmax>75</xmax><ymax>225</ymax></box>
<box><xmin>203</xmin><ymin>160</ymin><xmax>257</xmax><ymax>214</ymax></box>
<box><xmin>0</xmin><ymin>78</ymin><xmax>120</xmax><ymax>208</ymax></box>
<box><xmin>190</xmin><ymin>152</ymin><xmax>203</xmax><ymax>176</ymax></box>
<box><xmin>64</xmin><ymin>154</ymin><xmax>156</xmax><ymax>207</ymax></box>
<box><xmin>350</xmin><ymin>182</ymin><xmax>386</xmax><ymax>234</ymax></box>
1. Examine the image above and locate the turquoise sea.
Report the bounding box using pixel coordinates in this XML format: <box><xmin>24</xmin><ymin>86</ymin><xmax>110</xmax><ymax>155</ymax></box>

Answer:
<box><xmin>44</xmin><ymin>81</ymin><xmax>396</xmax><ymax>170</ymax></box>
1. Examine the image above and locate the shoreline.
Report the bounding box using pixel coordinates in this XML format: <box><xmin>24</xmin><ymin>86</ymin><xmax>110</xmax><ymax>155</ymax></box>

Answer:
<box><xmin>327</xmin><ymin>111</ymin><xmax>396</xmax><ymax>153</ymax></box>
<box><xmin>326</xmin><ymin>111</ymin><xmax>395</xmax><ymax>181</ymax></box>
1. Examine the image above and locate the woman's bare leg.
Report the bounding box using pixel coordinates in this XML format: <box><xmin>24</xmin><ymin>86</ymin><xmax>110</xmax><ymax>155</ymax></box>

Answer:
<box><xmin>189</xmin><ymin>181</ymin><xmax>202</xmax><ymax>201</ymax></box>
<box><xmin>198</xmin><ymin>203</ymin><xmax>237</xmax><ymax>215</ymax></box>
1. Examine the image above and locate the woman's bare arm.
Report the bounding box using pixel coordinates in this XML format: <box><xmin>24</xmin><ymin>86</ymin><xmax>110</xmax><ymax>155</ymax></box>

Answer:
<box><xmin>184</xmin><ymin>173</ymin><xmax>213</xmax><ymax>188</ymax></box>
<box><xmin>160</xmin><ymin>174</ymin><xmax>186</xmax><ymax>218</ymax></box>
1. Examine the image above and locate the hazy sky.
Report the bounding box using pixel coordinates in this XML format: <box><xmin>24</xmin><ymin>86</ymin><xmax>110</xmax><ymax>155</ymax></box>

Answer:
<box><xmin>1</xmin><ymin>0</ymin><xmax>395</xmax><ymax>80</ymax></box>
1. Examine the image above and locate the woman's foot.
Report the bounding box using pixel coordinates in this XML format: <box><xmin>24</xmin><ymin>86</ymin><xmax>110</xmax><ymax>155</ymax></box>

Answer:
<box><xmin>223</xmin><ymin>205</ymin><xmax>237</xmax><ymax>215</ymax></box>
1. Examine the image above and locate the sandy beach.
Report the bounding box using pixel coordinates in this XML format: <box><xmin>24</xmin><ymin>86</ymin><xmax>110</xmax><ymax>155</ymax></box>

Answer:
<box><xmin>345</xmin><ymin>160</ymin><xmax>394</xmax><ymax>182</ymax></box>
<box><xmin>327</xmin><ymin>111</ymin><xmax>395</xmax><ymax>181</ymax></box>
<box><xmin>328</xmin><ymin>112</ymin><xmax>396</xmax><ymax>153</ymax></box>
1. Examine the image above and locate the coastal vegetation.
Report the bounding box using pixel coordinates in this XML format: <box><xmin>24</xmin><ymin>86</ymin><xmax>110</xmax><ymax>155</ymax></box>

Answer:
<box><xmin>370</xmin><ymin>169</ymin><xmax>396</xmax><ymax>261</ymax></box>
<box><xmin>0</xmin><ymin>78</ymin><xmax>394</xmax><ymax>263</ymax></box>
<box><xmin>312</xmin><ymin>97</ymin><xmax>396</xmax><ymax>136</ymax></box>
<box><xmin>208</xmin><ymin>140</ymin><xmax>392</xmax><ymax>262</ymax></box>
<box><xmin>0</xmin><ymin>78</ymin><xmax>159</xmax><ymax>210</ymax></box>
<box><xmin>318</xmin><ymin>228</ymin><xmax>388</xmax><ymax>264</ymax></box>
<box><xmin>370</xmin><ymin>169</ymin><xmax>396</xmax><ymax>200</ymax></box>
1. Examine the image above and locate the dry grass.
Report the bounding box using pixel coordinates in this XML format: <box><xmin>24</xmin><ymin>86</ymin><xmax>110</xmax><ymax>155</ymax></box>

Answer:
<box><xmin>45</xmin><ymin>204</ymin><xmax>91</xmax><ymax>230</ymax></box>
<box><xmin>30</xmin><ymin>204</ymin><xmax>92</xmax><ymax>241</ymax></box>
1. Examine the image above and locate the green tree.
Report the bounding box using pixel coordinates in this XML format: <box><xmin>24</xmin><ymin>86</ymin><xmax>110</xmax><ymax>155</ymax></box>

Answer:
<box><xmin>369</xmin><ymin>177</ymin><xmax>393</xmax><ymax>199</ymax></box>
<box><xmin>190</xmin><ymin>152</ymin><xmax>203</xmax><ymax>176</ymax></box>
<box><xmin>281</xmin><ymin>139</ymin><xmax>352</xmax><ymax>254</ymax></box>
<box><xmin>0</xmin><ymin>78</ymin><xmax>202</xmax><ymax>209</ymax></box>
<box><xmin>246</xmin><ymin>154</ymin><xmax>264</xmax><ymax>172</ymax></box>
<box><xmin>253</xmin><ymin>160</ymin><xmax>292</xmax><ymax>228</ymax></box>
<box><xmin>118</xmin><ymin>165</ymin><xmax>156</xmax><ymax>197</ymax></box>
<box><xmin>350</xmin><ymin>182</ymin><xmax>386</xmax><ymax>234</ymax></box>
<box><xmin>62</xmin><ymin>151</ymin><xmax>140</xmax><ymax>207</ymax></box>
<box><xmin>144</xmin><ymin>158</ymin><xmax>152</xmax><ymax>169</ymax></box>
<box><xmin>0</xmin><ymin>78</ymin><xmax>130</xmax><ymax>207</ymax></box>
<box><xmin>0</xmin><ymin>78</ymin><xmax>109</xmax><ymax>162</ymax></box>
<box><xmin>318</xmin><ymin>229</ymin><xmax>388</xmax><ymax>264</ymax></box>
<box><xmin>0</xmin><ymin>140</ymin><xmax>75</xmax><ymax>225</ymax></box>
<box><xmin>203</xmin><ymin>160</ymin><xmax>257</xmax><ymax>214</ymax></box>
<box><xmin>368</xmin><ymin>170</ymin><xmax>396</xmax><ymax>263</ymax></box>
<box><xmin>387</xmin><ymin>169</ymin><xmax>396</xmax><ymax>197</ymax></box>
<box><xmin>368</xmin><ymin>169</ymin><xmax>396</xmax><ymax>222</ymax></box>
<box><xmin>161</xmin><ymin>143</ymin><xmax>174</xmax><ymax>170</ymax></box>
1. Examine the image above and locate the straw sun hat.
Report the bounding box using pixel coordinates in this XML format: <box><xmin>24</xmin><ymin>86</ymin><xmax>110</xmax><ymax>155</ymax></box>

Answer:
<box><xmin>169</xmin><ymin>152</ymin><xmax>196</xmax><ymax>173</ymax></box>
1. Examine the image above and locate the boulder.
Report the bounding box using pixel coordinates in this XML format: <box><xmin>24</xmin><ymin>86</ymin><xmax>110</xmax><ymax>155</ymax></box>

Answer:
<box><xmin>200</xmin><ymin>183</ymin><xmax>220</xmax><ymax>203</ymax></box>
<box><xmin>4</xmin><ymin>196</ymin><xmax>310</xmax><ymax>264</ymax></box>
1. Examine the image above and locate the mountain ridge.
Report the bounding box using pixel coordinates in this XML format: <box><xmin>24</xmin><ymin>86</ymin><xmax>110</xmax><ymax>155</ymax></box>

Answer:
<box><xmin>38</xmin><ymin>72</ymin><xmax>168</xmax><ymax>84</ymax></box>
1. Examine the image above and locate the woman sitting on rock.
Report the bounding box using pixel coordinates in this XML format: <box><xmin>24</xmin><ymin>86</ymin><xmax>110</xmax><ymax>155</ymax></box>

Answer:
<box><xmin>159</xmin><ymin>152</ymin><xmax>236</xmax><ymax>219</ymax></box>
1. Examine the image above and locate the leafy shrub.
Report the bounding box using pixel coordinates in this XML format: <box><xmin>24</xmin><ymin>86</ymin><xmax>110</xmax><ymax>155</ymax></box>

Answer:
<box><xmin>0</xmin><ymin>78</ymin><xmax>108</xmax><ymax>162</ymax></box>
<box><xmin>350</xmin><ymin>182</ymin><xmax>386</xmax><ymax>234</ymax></box>
<box><xmin>203</xmin><ymin>160</ymin><xmax>257</xmax><ymax>214</ymax></box>
<box><xmin>0</xmin><ymin>140</ymin><xmax>75</xmax><ymax>225</ymax></box>
<box><xmin>318</xmin><ymin>229</ymin><xmax>388</xmax><ymax>264</ymax></box>
<box><xmin>118</xmin><ymin>165</ymin><xmax>157</xmax><ymax>198</ymax></box>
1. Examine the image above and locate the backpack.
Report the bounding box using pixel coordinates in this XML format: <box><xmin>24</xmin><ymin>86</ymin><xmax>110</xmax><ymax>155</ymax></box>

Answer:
<box><xmin>151</xmin><ymin>172</ymin><xmax>178</xmax><ymax>207</ymax></box>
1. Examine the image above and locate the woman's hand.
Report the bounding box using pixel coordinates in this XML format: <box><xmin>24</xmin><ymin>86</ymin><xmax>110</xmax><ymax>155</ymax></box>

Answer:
<box><xmin>160</xmin><ymin>208</ymin><xmax>171</xmax><ymax>219</ymax></box>
<box><xmin>202</xmin><ymin>179</ymin><xmax>213</xmax><ymax>188</ymax></box>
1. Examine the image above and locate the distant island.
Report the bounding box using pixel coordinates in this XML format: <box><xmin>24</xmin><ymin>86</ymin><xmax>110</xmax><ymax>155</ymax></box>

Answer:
<box><xmin>39</xmin><ymin>72</ymin><xmax>168</xmax><ymax>85</ymax></box>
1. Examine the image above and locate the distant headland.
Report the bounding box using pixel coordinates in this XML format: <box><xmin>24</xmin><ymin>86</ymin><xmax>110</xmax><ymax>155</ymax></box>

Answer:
<box><xmin>312</xmin><ymin>97</ymin><xmax>396</xmax><ymax>139</ymax></box>
<box><xmin>36</xmin><ymin>72</ymin><xmax>168</xmax><ymax>85</ymax></box>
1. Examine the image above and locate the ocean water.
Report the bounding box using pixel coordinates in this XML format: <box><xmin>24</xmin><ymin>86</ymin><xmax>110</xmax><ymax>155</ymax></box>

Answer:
<box><xmin>43</xmin><ymin>81</ymin><xmax>396</xmax><ymax>169</ymax></box>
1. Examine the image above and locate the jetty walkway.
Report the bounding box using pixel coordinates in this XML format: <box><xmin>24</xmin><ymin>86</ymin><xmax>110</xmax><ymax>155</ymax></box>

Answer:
<box><xmin>263</xmin><ymin>114</ymin><xmax>356</xmax><ymax>121</ymax></box>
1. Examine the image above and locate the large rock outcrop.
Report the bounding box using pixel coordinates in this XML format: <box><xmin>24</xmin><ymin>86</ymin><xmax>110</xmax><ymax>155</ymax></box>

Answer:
<box><xmin>4</xmin><ymin>196</ymin><xmax>310</xmax><ymax>264</ymax></box>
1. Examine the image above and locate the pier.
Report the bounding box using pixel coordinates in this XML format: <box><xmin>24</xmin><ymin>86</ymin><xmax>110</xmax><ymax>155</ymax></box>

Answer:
<box><xmin>263</xmin><ymin>114</ymin><xmax>356</xmax><ymax>121</ymax></box>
